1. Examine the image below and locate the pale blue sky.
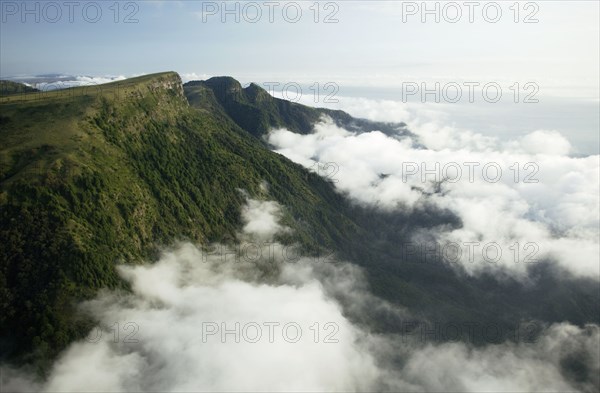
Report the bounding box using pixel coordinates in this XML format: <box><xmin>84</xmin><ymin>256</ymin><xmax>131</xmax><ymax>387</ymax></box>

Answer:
<box><xmin>1</xmin><ymin>1</ymin><xmax>598</xmax><ymax>153</ymax></box>
<box><xmin>1</xmin><ymin>1</ymin><xmax>598</xmax><ymax>97</ymax></box>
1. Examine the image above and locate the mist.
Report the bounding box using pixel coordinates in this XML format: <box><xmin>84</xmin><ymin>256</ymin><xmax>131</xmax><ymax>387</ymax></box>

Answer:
<box><xmin>267</xmin><ymin>112</ymin><xmax>599</xmax><ymax>280</ymax></box>
<box><xmin>2</xmin><ymin>198</ymin><xmax>598</xmax><ymax>392</ymax></box>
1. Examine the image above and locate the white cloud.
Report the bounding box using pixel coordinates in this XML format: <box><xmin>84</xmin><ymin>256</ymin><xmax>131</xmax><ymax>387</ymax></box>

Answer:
<box><xmin>1</xmin><ymin>198</ymin><xmax>382</xmax><ymax>392</ymax></box>
<box><xmin>267</xmin><ymin>109</ymin><xmax>600</xmax><ymax>279</ymax></box>
<box><xmin>34</xmin><ymin>75</ymin><xmax>127</xmax><ymax>91</ymax></box>
<box><xmin>515</xmin><ymin>129</ymin><xmax>572</xmax><ymax>156</ymax></box>
<box><xmin>241</xmin><ymin>199</ymin><xmax>288</xmax><ymax>241</ymax></box>
<box><xmin>393</xmin><ymin>323</ymin><xmax>599</xmax><ymax>393</ymax></box>
<box><xmin>2</xmin><ymin>198</ymin><xmax>597</xmax><ymax>392</ymax></box>
<box><xmin>180</xmin><ymin>72</ymin><xmax>210</xmax><ymax>83</ymax></box>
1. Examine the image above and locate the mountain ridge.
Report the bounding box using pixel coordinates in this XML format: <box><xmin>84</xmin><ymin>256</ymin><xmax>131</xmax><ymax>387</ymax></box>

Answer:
<box><xmin>0</xmin><ymin>71</ymin><xmax>364</xmax><ymax>366</ymax></box>
<box><xmin>1</xmin><ymin>72</ymin><xmax>598</xmax><ymax>374</ymax></box>
<box><xmin>184</xmin><ymin>76</ymin><xmax>412</xmax><ymax>138</ymax></box>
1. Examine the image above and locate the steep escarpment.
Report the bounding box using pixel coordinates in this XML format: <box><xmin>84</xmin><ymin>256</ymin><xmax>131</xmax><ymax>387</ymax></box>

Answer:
<box><xmin>0</xmin><ymin>72</ymin><xmax>359</xmax><ymax>366</ymax></box>
<box><xmin>2</xmin><ymin>72</ymin><xmax>597</xmax><ymax>374</ymax></box>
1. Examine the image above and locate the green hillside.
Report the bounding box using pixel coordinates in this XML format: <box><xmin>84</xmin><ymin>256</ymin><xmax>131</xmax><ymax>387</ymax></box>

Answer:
<box><xmin>0</xmin><ymin>72</ymin><xmax>360</xmax><ymax>367</ymax></box>
<box><xmin>1</xmin><ymin>72</ymin><xmax>598</xmax><ymax>373</ymax></box>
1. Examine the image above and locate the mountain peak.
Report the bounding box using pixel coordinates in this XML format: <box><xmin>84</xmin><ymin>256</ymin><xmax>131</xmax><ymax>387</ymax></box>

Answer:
<box><xmin>244</xmin><ymin>82</ymin><xmax>270</xmax><ymax>101</ymax></box>
<box><xmin>201</xmin><ymin>76</ymin><xmax>243</xmax><ymax>95</ymax></box>
<box><xmin>184</xmin><ymin>74</ymin><xmax>410</xmax><ymax>138</ymax></box>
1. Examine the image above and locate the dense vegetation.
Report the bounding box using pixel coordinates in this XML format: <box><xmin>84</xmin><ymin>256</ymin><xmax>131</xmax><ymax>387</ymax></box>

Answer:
<box><xmin>0</xmin><ymin>73</ymin><xmax>358</xmax><ymax>368</ymax></box>
<box><xmin>1</xmin><ymin>73</ymin><xmax>598</xmax><ymax>372</ymax></box>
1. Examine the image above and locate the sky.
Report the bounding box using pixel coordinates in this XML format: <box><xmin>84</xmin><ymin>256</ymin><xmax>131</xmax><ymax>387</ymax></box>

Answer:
<box><xmin>1</xmin><ymin>0</ymin><xmax>599</xmax><ymax>153</ymax></box>
<box><xmin>1</xmin><ymin>1</ymin><xmax>598</xmax><ymax>93</ymax></box>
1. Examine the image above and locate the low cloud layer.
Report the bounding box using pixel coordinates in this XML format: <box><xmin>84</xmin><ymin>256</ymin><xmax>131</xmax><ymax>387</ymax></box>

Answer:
<box><xmin>11</xmin><ymin>75</ymin><xmax>128</xmax><ymax>91</ymax></box>
<box><xmin>388</xmin><ymin>323</ymin><xmax>600</xmax><ymax>392</ymax></box>
<box><xmin>267</xmin><ymin>113</ymin><xmax>599</xmax><ymax>279</ymax></box>
<box><xmin>2</xmin><ymin>198</ymin><xmax>598</xmax><ymax>392</ymax></box>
